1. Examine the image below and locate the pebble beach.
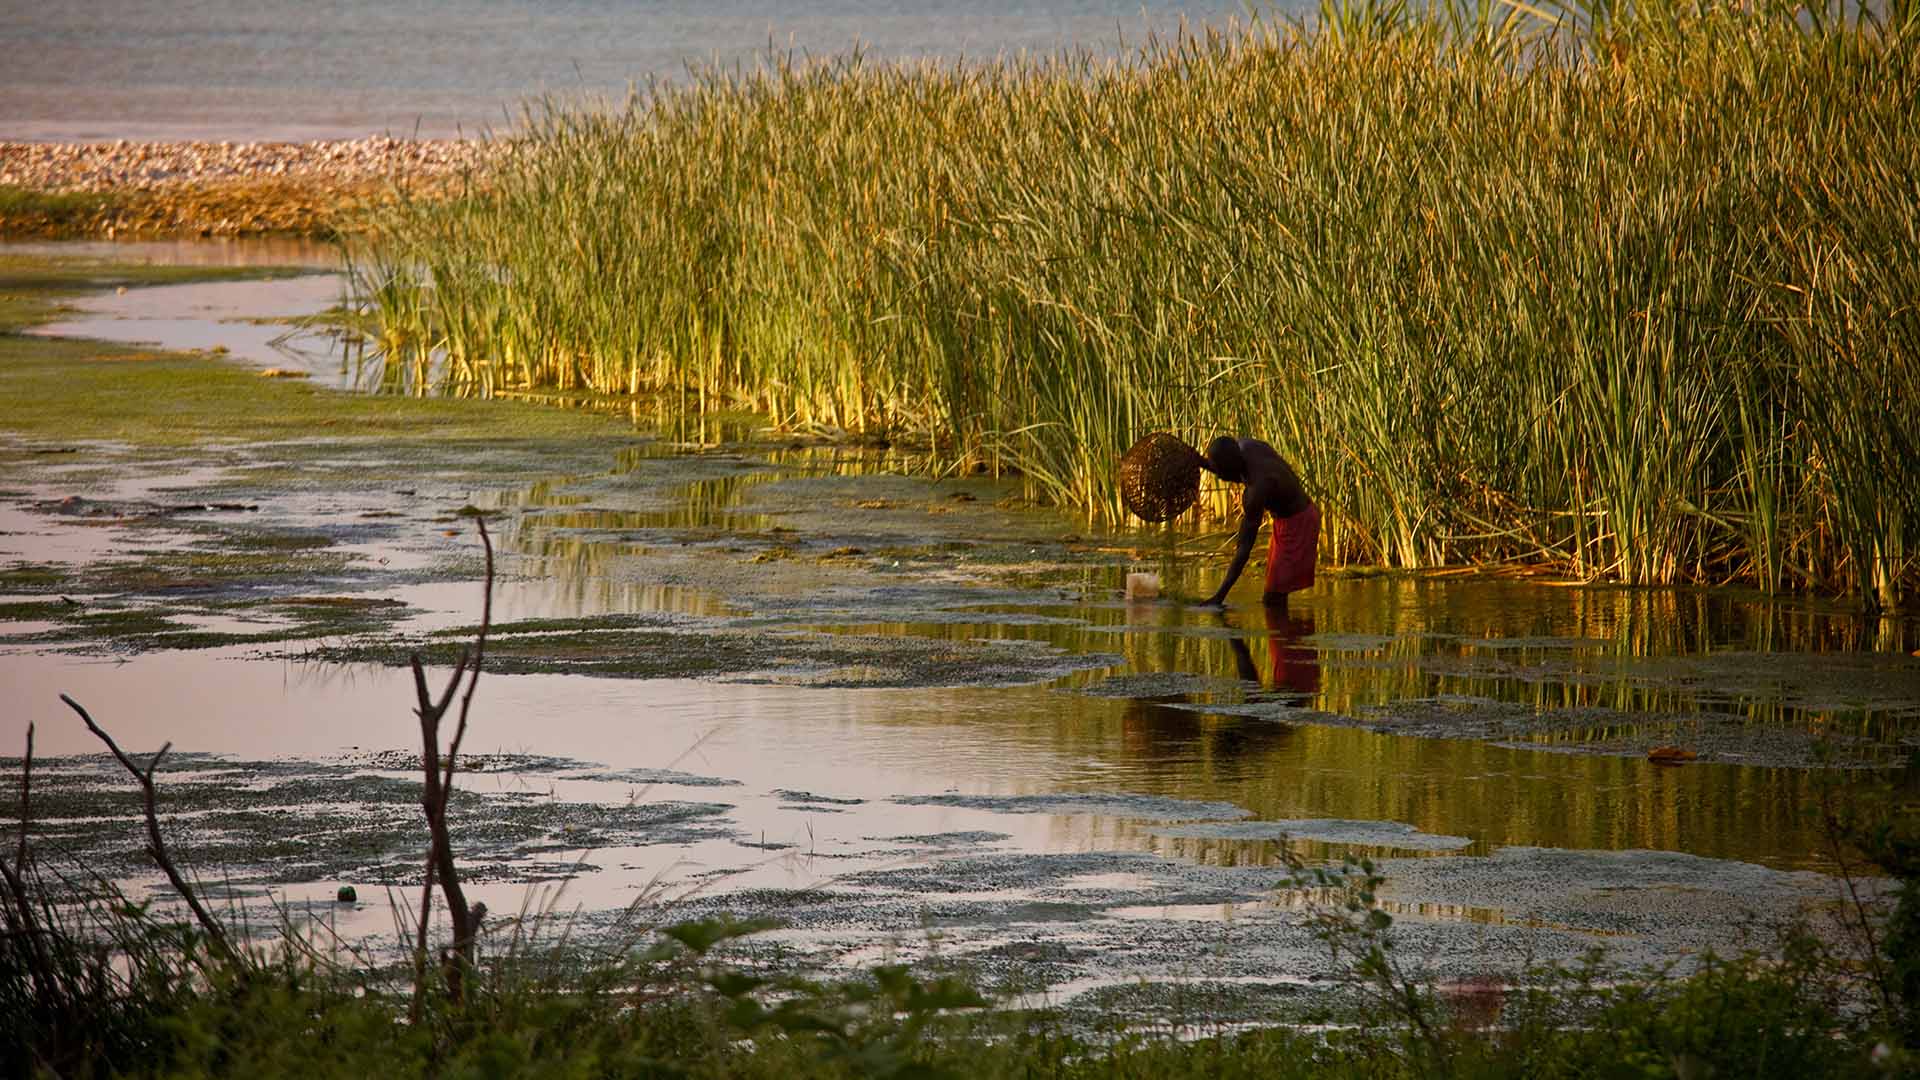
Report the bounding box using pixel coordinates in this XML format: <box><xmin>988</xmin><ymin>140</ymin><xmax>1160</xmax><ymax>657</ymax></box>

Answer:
<box><xmin>0</xmin><ymin>135</ymin><xmax>499</xmax><ymax>237</ymax></box>
<box><xmin>0</xmin><ymin>136</ymin><xmax>492</xmax><ymax>194</ymax></box>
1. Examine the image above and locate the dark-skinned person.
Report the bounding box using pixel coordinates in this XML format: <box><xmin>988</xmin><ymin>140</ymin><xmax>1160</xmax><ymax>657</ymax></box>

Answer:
<box><xmin>1195</xmin><ymin>435</ymin><xmax>1318</xmax><ymax>607</ymax></box>
<box><xmin>1117</xmin><ymin>432</ymin><xmax>1319</xmax><ymax>608</ymax></box>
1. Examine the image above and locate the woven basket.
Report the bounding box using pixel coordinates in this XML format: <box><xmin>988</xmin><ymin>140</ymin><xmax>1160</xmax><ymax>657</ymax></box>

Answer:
<box><xmin>1119</xmin><ymin>432</ymin><xmax>1204</xmax><ymax>522</ymax></box>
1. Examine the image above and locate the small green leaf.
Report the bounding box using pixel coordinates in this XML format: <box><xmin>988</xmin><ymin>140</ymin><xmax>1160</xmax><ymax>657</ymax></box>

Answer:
<box><xmin>661</xmin><ymin>915</ymin><xmax>784</xmax><ymax>954</ymax></box>
<box><xmin>707</xmin><ymin>971</ymin><xmax>770</xmax><ymax>998</ymax></box>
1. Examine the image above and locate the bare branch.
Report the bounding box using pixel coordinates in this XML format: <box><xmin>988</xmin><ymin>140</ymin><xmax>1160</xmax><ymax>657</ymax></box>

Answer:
<box><xmin>62</xmin><ymin>694</ymin><xmax>237</xmax><ymax>967</ymax></box>
<box><xmin>411</xmin><ymin>665</ymin><xmax>472</xmax><ymax>959</ymax></box>
<box><xmin>442</xmin><ymin>515</ymin><xmax>493</xmax><ymax>794</ymax></box>
<box><xmin>405</xmin><ymin>515</ymin><xmax>496</xmax><ymax>1008</ymax></box>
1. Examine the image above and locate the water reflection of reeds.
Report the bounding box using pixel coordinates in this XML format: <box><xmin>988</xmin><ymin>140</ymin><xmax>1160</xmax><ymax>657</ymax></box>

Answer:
<box><xmin>790</xmin><ymin>576</ymin><xmax>1917</xmax><ymax>755</ymax></box>
<box><xmin>492</xmin><ymin>446</ymin><xmax>1917</xmax><ymax>756</ymax></box>
<box><xmin>953</xmin><ymin>691</ymin><xmax>1845</xmax><ymax>872</ymax></box>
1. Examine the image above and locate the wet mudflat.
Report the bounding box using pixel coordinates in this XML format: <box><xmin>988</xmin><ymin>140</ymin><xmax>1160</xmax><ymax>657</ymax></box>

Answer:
<box><xmin>3</xmin><ymin>243</ymin><xmax>1918</xmax><ymax>1024</ymax></box>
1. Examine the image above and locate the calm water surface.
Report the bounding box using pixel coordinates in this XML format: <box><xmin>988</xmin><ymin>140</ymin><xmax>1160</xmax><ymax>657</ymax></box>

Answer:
<box><xmin>1</xmin><ymin>1</ymin><xmax>1273</xmax><ymax>142</ymax></box>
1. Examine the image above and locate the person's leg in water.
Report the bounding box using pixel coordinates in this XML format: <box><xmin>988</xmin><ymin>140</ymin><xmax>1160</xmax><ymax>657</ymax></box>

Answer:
<box><xmin>1262</xmin><ymin>500</ymin><xmax>1320</xmax><ymax>607</ymax></box>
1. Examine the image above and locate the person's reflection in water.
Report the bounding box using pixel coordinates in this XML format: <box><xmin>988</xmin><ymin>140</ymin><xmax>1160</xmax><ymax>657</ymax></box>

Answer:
<box><xmin>1224</xmin><ymin>607</ymin><xmax>1320</xmax><ymax>699</ymax></box>
<box><xmin>1119</xmin><ymin>696</ymin><xmax>1292</xmax><ymax>763</ymax></box>
<box><xmin>1227</xmin><ymin>635</ymin><xmax>1262</xmax><ymax>683</ymax></box>
<box><xmin>1119</xmin><ymin>697</ymin><xmax>1202</xmax><ymax>761</ymax></box>
<box><xmin>1265</xmin><ymin>604</ymin><xmax>1320</xmax><ymax>698</ymax></box>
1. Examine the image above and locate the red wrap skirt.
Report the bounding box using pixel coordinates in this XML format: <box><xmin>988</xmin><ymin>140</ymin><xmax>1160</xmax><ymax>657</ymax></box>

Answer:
<box><xmin>1263</xmin><ymin>501</ymin><xmax>1320</xmax><ymax>599</ymax></box>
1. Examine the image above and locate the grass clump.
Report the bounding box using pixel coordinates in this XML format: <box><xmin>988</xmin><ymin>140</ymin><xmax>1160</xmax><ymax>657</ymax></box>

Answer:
<box><xmin>0</xmin><ymin>180</ymin><xmax>435</xmax><ymax>240</ymax></box>
<box><xmin>0</xmin><ymin>187</ymin><xmax>125</xmax><ymax>237</ymax></box>
<box><xmin>356</xmin><ymin>1</ymin><xmax>1919</xmax><ymax>607</ymax></box>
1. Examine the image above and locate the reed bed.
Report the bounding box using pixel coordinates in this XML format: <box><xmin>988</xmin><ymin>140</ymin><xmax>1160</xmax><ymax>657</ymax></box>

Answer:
<box><xmin>353</xmin><ymin>2</ymin><xmax>1919</xmax><ymax>607</ymax></box>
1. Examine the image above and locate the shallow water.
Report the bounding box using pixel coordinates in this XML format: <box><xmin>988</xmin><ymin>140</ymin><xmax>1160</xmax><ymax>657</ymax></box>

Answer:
<box><xmin>32</xmin><ymin>274</ymin><xmax>354</xmax><ymax>379</ymax></box>
<box><xmin>5</xmin><ymin>243</ymin><xmax>1919</xmax><ymax>1009</ymax></box>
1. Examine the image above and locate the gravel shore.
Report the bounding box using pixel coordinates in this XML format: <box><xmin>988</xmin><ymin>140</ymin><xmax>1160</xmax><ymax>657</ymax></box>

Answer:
<box><xmin>0</xmin><ymin>135</ymin><xmax>494</xmax><ymax>194</ymax></box>
<box><xmin>0</xmin><ymin>135</ymin><xmax>500</xmax><ymax>237</ymax></box>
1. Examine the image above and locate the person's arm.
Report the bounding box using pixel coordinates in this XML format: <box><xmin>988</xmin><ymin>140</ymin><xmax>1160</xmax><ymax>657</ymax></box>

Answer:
<box><xmin>1200</xmin><ymin>504</ymin><xmax>1264</xmax><ymax>606</ymax></box>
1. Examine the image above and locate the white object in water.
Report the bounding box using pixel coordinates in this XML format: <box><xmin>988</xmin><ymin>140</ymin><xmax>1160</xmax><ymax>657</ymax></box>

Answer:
<box><xmin>1125</xmin><ymin>572</ymin><xmax>1161</xmax><ymax>600</ymax></box>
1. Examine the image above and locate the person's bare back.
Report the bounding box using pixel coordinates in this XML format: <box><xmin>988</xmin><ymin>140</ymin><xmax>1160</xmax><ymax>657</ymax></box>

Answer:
<box><xmin>1198</xmin><ymin>436</ymin><xmax>1317</xmax><ymax>606</ymax></box>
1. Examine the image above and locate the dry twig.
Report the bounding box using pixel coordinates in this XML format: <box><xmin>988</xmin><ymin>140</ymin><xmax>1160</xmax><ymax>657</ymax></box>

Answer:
<box><xmin>61</xmin><ymin>694</ymin><xmax>238</xmax><ymax>967</ymax></box>
<box><xmin>409</xmin><ymin>515</ymin><xmax>494</xmax><ymax>1007</ymax></box>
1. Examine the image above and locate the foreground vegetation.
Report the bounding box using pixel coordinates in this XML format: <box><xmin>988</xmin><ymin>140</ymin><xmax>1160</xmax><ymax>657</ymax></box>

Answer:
<box><xmin>355</xmin><ymin>0</ymin><xmax>1918</xmax><ymax>608</ymax></box>
<box><xmin>6</xmin><ymin>733</ymin><xmax>1919</xmax><ymax>1078</ymax></box>
<box><xmin>0</xmin><ymin>907</ymin><xmax>1907</xmax><ymax>1078</ymax></box>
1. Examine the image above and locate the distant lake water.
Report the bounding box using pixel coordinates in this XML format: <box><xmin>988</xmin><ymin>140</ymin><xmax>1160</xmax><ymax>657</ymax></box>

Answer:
<box><xmin>0</xmin><ymin>1</ymin><xmax>1281</xmax><ymax>143</ymax></box>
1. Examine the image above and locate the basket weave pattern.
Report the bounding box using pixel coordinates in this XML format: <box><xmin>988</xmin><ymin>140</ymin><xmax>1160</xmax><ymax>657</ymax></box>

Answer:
<box><xmin>1119</xmin><ymin>432</ymin><xmax>1204</xmax><ymax>522</ymax></box>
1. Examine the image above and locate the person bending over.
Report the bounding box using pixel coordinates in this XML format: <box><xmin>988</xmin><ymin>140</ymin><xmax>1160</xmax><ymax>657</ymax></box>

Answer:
<box><xmin>1197</xmin><ymin>436</ymin><xmax>1319</xmax><ymax>607</ymax></box>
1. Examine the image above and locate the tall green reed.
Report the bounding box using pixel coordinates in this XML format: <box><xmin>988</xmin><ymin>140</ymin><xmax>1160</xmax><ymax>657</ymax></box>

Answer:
<box><xmin>353</xmin><ymin>4</ymin><xmax>1917</xmax><ymax>606</ymax></box>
